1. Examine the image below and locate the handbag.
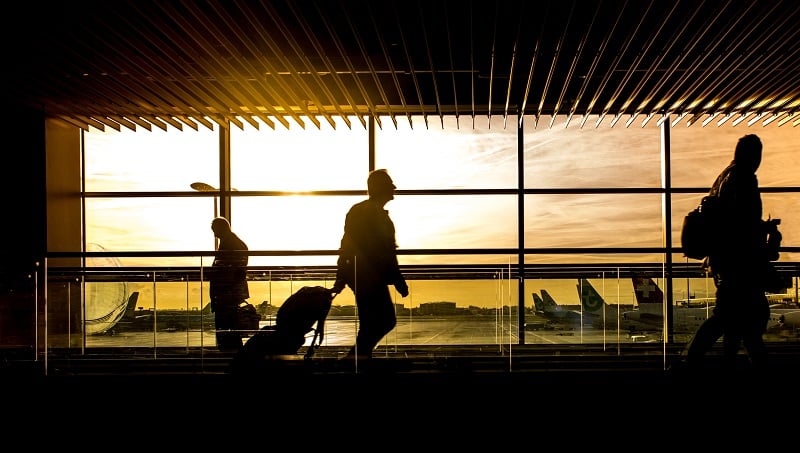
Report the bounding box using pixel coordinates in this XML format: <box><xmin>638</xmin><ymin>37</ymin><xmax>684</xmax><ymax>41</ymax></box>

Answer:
<box><xmin>236</xmin><ymin>302</ymin><xmax>261</xmax><ymax>334</ymax></box>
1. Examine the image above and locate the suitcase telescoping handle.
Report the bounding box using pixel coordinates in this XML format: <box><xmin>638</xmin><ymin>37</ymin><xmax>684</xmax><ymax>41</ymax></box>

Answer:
<box><xmin>304</xmin><ymin>289</ymin><xmax>336</xmax><ymax>360</ymax></box>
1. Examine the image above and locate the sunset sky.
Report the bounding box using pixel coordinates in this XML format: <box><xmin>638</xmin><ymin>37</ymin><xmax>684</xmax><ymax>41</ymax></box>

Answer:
<box><xmin>81</xmin><ymin>114</ymin><xmax>799</xmax><ymax>313</ymax></box>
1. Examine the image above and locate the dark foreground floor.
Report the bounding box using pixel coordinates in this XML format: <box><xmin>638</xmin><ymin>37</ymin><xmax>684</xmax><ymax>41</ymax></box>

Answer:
<box><xmin>4</xmin><ymin>350</ymin><xmax>798</xmax><ymax>448</ymax></box>
<box><xmin>5</xmin><ymin>344</ymin><xmax>798</xmax><ymax>418</ymax></box>
<box><xmin>7</xmin><ymin>363</ymin><xmax>795</xmax><ymax>444</ymax></box>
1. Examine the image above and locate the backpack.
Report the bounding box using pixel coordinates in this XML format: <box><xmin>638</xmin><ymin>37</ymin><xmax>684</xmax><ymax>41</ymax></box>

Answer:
<box><xmin>681</xmin><ymin>195</ymin><xmax>721</xmax><ymax>260</ymax></box>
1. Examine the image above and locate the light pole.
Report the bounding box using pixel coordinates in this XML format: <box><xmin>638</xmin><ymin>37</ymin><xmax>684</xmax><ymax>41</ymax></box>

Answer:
<box><xmin>190</xmin><ymin>181</ymin><xmax>218</xmax><ymax>218</ymax></box>
<box><xmin>191</xmin><ymin>182</ymin><xmax>219</xmax><ymax>249</ymax></box>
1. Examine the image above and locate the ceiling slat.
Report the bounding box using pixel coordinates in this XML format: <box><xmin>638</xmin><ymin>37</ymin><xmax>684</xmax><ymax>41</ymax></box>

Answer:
<box><xmin>538</xmin><ymin>1</ymin><xmax>572</xmax><ymax>129</ymax></box>
<box><xmin>119</xmin><ymin>2</ymin><xmax>247</xmax><ymax>129</ymax></box>
<box><xmin>573</xmin><ymin>0</ymin><xmax>615</xmax><ymax>128</ymax></box>
<box><xmin>179</xmin><ymin>3</ymin><xmax>293</xmax><ymax>130</ymax></box>
<box><xmin>677</xmin><ymin>1</ymin><xmax>773</xmax><ymax>125</ymax></box>
<box><xmin>108</xmin><ymin>115</ymin><xmax>139</xmax><ymax>132</ymax></box>
<box><xmin>369</xmin><ymin>2</ymin><xmax>412</xmax><ymax>129</ymax></box>
<box><xmin>342</xmin><ymin>2</ymin><xmax>397</xmax><ymax>129</ymax></box>
<box><xmin>148</xmin><ymin>1</ymin><xmax>262</xmax><ymax>130</ymax></box>
<box><xmin>713</xmin><ymin>10</ymin><xmax>800</xmax><ymax>118</ymax></box>
<box><xmin>417</xmin><ymin>0</ymin><xmax>443</xmax><ymax>129</ymax></box>
<box><xmin>316</xmin><ymin>1</ymin><xmax>383</xmax><ymax>129</ymax></box>
<box><xmin>519</xmin><ymin>1</ymin><xmax>547</xmax><ymax>128</ymax></box>
<box><xmin>558</xmin><ymin>0</ymin><xmax>597</xmax><ymax>128</ymax></box>
<box><xmin>85</xmin><ymin>12</ymin><xmax>235</xmax><ymax>130</ymax></box>
<box><xmin>280</xmin><ymin>0</ymin><xmax>353</xmax><ymax>129</ymax></box>
<box><xmin>393</xmin><ymin>1</ymin><xmax>426</xmax><ymax>129</ymax></box>
<box><xmin>5</xmin><ymin>0</ymin><xmax>798</xmax><ymax>130</ymax></box>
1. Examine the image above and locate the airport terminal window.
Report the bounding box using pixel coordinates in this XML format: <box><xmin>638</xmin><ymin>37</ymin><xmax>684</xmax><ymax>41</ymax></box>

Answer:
<box><xmin>84</xmin><ymin>197</ymin><xmax>212</xmax><ymax>259</ymax></box>
<box><xmin>387</xmin><ymin>194</ymin><xmax>519</xmax><ymax>255</ymax></box>
<box><xmin>523</xmin><ymin>193</ymin><xmax>664</xmax><ymax>263</ymax></box>
<box><xmin>374</xmin><ymin>115</ymin><xmax>518</xmax><ymax>190</ymax></box>
<box><xmin>83</xmin><ymin>114</ymin><xmax>799</xmax><ymax>260</ymax></box>
<box><xmin>230</xmin><ymin>115</ymin><xmax>366</xmax><ymax>192</ymax></box>
<box><xmin>232</xmin><ymin>194</ymin><xmax>518</xmax><ymax>266</ymax></box>
<box><xmin>670</xmin><ymin>192</ymin><xmax>799</xmax><ymax>263</ymax></box>
<box><xmin>670</xmin><ymin>121</ymin><xmax>800</xmax><ymax>188</ymax></box>
<box><xmin>83</xmin><ymin>126</ymin><xmax>219</xmax><ymax>192</ymax></box>
<box><xmin>231</xmin><ymin>195</ymin><xmax>356</xmax><ymax>266</ymax></box>
<box><xmin>669</xmin><ymin>125</ymin><xmax>800</xmax><ymax>257</ymax></box>
<box><xmin>77</xmin><ymin>114</ymin><xmax>800</xmax><ymax>351</ymax></box>
<box><xmin>521</xmin><ymin>115</ymin><xmax>662</xmax><ymax>189</ymax></box>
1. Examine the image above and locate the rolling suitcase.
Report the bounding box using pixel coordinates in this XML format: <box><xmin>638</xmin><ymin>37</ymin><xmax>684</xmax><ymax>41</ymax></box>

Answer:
<box><xmin>231</xmin><ymin>286</ymin><xmax>334</xmax><ymax>373</ymax></box>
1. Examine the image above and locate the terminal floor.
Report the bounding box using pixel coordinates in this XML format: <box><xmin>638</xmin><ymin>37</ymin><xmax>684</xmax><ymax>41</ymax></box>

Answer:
<box><xmin>5</xmin><ymin>345</ymin><xmax>799</xmax><ymax>418</ymax></box>
<box><xmin>6</xmin><ymin>357</ymin><xmax>796</xmax><ymax>442</ymax></box>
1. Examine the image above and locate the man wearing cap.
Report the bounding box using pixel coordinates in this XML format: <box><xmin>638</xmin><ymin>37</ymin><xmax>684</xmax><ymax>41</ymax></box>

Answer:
<box><xmin>332</xmin><ymin>169</ymin><xmax>409</xmax><ymax>363</ymax></box>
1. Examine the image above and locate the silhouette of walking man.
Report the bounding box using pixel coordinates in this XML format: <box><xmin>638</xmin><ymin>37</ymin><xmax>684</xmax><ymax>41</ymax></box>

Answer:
<box><xmin>684</xmin><ymin>134</ymin><xmax>776</xmax><ymax>372</ymax></box>
<box><xmin>210</xmin><ymin>216</ymin><xmax>249</xmax><ymax>352</ymax></box>
<box><xmin>332</xmin><ymin>169</ymin><xmax>409</xmax><ymax>363</ymax></box>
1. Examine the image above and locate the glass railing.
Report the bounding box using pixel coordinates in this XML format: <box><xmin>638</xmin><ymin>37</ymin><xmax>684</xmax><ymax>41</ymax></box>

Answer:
<box><xmin>35</xmin><ymin>251</ymin><xmax>800</xmax><ymax>374</ymax></box>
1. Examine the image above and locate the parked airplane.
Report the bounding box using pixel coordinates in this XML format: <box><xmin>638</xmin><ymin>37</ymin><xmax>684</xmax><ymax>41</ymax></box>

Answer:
<box><xmin>526</xmin><ymin>290</ymin><xmax>587</xmax><ymax>330</ymax></box>
<box><xmin>576</xmin><ymin>278</ymin><xmax>654</xmax><ymax>332</ymax></box>
<box><xmin>107</xmin><ymin>292</ymin><xmax>218</xmax><ymax>334</ymax></box>
<box><xmin>677</xmin><ymin>292</ymin><xmax>796</xmax><ymax>307</ymax></box>
<box><xmin>630</xmin><ymin>276</ymin><xmax>799</xmax><ymax>336</ymax></box>
<box><xmin>88</xmin><ymin>291</ymin><xmax>140</xmax><ymax>335</ymax></box>
<box><xmin>622</xmin><ymin>277</ymin><xmax>710</xmax><ymax>335</ymax></box>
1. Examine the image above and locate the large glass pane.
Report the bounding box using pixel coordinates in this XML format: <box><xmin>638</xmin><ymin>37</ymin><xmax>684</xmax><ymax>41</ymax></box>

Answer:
<box><xmin>673</xmin><ymin>193</ymin><xmax>800</xmax><ymax>261</ymax></box>
<box><xmin>388</xmin><ymin>195</ymin><xmax>518</xmax><ymax>253</ymax></box>
<box><xmin>524</xmin><ymin>193</ymin><xmax>664</xmax><ymax>261</ymax></box>
<box><xmin>84</xmin><ymin>126</ymin><xmax>219</xmax><ymax>192</ymax></box>
<box><xmin>672</xmin><ymin>172</ymin><xmax>800</xmax><ymax>261</ymax></box>
<box><xmin>85</xmin><ymin>198</ymin><xmax>213</xmax><ymax>259</ymax></box>
<box><xmin>233</xmin><ymin>194</ymin><xmax>519</xmax><ymax>265</ymax></box>
<box><xmin>763</xmin><ymin>193</ymin><xmax>800</xmax><ymax>261</ymax></box>
<box><xmin>231</xmin><ymin>195</ymin><xmax>352</xmax><ymax>259</ymax></box>
<box><xmin>523</xmin><ymin>114</ymin><xmax>662</xmax><ymax>188</ymax></box>
<box><xmin>375</xmin><ymin>115</ymin><xmax>519</xmax><ymax>190</ymax></box>
<box><xmin>670</xmin><ymin>119</ymin><xmax>800</xmax><ymax>188</ymax></box>
<box><xmin>230</xmin><ymin>116</ymin><xmax>367</xmax><ymax>191</ymax></box>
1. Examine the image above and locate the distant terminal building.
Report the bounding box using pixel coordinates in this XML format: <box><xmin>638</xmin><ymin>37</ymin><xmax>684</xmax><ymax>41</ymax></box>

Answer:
<box><xmin>327</xmin><ymin>304</ymin><xmax>409</xmax><ymax>317</ymax></box>
<box><xmin>417</xmin><ymin>301</ymin><xmax>461</xmax><ymax>316</ymax></box>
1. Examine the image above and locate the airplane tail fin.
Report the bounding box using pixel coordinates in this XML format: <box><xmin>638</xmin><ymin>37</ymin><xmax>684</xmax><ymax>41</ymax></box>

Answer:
<box><xmin>532</xmin><ymin>292</ymin><xmax>545</xmax><ymax>312</ymax></box>
<box><xmin>121</xmin><ymin>291</ymin><xmax>140</xmax><ymax>320</ymax></box>
<box><xmin>631</xmin><ymin>277</ymin><xmax>663</xmax><ymax>306</ymax></box>
<box><xmin>577</xmin><ymin>279</ymin><xmax>606</xmax><ymax>313</ymax></box>
<box><xmin>540</xmin><ymin>290</ymin><xmax>561</xmax><ymax>313</ymax></box>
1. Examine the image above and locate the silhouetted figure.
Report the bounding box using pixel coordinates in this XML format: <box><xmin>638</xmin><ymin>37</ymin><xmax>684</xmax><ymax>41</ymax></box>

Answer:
<box><xmin>684</xmin><ymin>134</ymin><xmax>775</xmax><ymax>372</ymax></box>
<box><xmin>210</xmin><ymin>217</ymin><xmax>249</xmax><ymax>352</ymax></box>
<box><xmin>332</xmin><ymin>169</ymin><xmax>409</xmax><ymax>363</ymax></box>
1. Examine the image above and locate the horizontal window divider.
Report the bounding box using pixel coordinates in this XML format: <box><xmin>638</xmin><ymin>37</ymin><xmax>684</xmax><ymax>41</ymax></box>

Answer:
<box><xmin>48</xmin><ymin>246</ymin><xmax>800</xmax><ymax>260</ymax></box>
<box><xmin>82</xmin><ymin>187</ymin><xmax>800</xmax><ymax>198</ymax></box>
